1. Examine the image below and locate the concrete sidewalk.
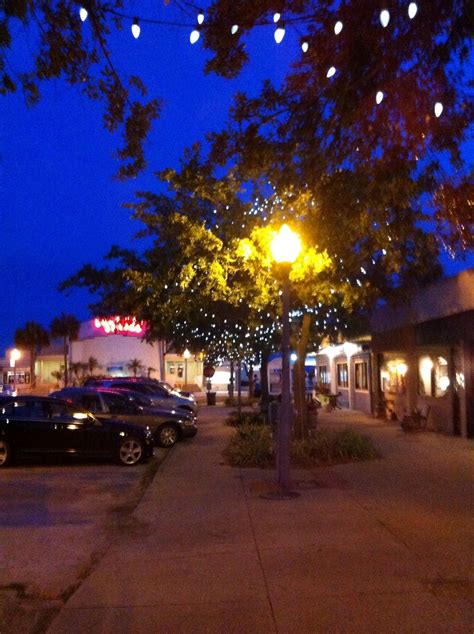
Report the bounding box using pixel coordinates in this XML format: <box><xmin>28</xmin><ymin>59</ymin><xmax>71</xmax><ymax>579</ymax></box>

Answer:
<box><xmin>48</xmin><ymin>407</ymin><xmax>474</xmax><ymax>633</ymax></box>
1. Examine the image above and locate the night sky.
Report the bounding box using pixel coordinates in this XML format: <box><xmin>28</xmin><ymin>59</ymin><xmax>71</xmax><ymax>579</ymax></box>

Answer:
<box><xmin>1</xmin><ymin>3</ymin><xmax>472</xmax><ymax>355</ymax></box>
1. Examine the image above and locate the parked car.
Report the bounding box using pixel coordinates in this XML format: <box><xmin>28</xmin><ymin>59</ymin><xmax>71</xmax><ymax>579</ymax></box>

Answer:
<box><xmin>50</xmin><ymin>387</ymin><xmax>197</xmax><ymax>448</ymax></box>
<box><xmin>0</xmin><ymin>395</ymin><xmax>154</xmax><ymax>468</ymax></box>
<box><xmin>84</xmin><ymin>376</ymin><xmax>197</xmax><ymax>402</ymax></box>
<box><xmin>83</xmin><ymin>379</ymin><xmax>198</xmax><ymax>415</ymax></box>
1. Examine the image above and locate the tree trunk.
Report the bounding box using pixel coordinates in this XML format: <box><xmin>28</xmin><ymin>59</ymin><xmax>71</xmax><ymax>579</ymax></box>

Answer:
<box><xmin>260</xmin><ymin>348</ymin><xmax>271</xmax><ymax>421</ymax></box>
<box><xmin>29</xmin><ymin>347</ymin><xmax>36</xmax><ymax>387</ymax></box>
<box><xmin>247</xmin><ymin>362</ymin><xmax>254</xmax><ymax>400</ymax></box>
<box><xmin>229</xmin><ymin>359</ymin><xmax>234</xmax><ymax>400</ymax></box>
<box><xmin>293</xmin><ymin>313</ymin><xmax>312</xmax><ymax>440</ymax></box>
<box><xmin>237</xmin><ymin>361</ymin><xmax>242</xmax><ymax>416</ymax></box>
<box><xmin>63</xmin><ymin>338</ymin><xmax>69</xmax><ymax>387</ymax></box>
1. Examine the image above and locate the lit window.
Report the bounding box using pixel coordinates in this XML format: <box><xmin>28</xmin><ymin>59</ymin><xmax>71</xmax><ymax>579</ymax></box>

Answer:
<box><xmin>355</xmin><ymin>361</ymin><xmax>368</xmax><ymax>390</ymax></box>
<box><xmin>418</xmin><ymin>355</ymin><xmax>449</xmax><ymax>397</ymax></box>
<box><xmin>337</xmin><ymin>362</ymin><xmax>348</xmax><ymax>388</ymax></box>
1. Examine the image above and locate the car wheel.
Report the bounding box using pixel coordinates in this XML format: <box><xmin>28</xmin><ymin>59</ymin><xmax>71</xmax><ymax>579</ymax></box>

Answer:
<box><xmin>155</xmin><ymin>424</ymin><xmax>179</xmax><ymax>448</ymax></box>
<box><xmin>0</xmin><ymin>439</ymin><xmax>11</xmax><ymax>467</ymax></box>
<box><xmin>117</xmin><ymin>437</ymin><xmax>143</xmax><ymax>466</ymax></box>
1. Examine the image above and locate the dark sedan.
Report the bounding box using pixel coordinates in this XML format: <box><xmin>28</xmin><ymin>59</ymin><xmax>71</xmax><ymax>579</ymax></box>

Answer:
<box><xmin>50</xmin><ymin>387</ymin><xmax>197</xmax><ymax>448</ymax></box>
<box><xmin>0</xmin><ymin>396</ymin><xmax>154</xmax><ymax>467</ymax></box>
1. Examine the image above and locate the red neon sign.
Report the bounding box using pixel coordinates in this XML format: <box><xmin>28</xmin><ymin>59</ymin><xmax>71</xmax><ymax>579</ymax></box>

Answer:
<box><xmin>93</xmin><ymin>316</ymin><xmax>147</xmax><ymax>336</ymax></box>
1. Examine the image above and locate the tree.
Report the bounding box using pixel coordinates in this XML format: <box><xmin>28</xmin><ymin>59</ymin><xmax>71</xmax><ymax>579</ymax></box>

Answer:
<box><xmin>127</xmin><ymin>358</ymin><xmax>143</xmax><ymax>377</ymax></box>
<box><xmin>1</xmin><ymin>1</ymin><xmax>161</xmax><ymax>178</ymax></box>
<box><xmin>200</xmin><ymin>0</ymin><xmax>472</xmax><ymax>252</ymax></box>
<box><xmin>50</xmin><ymin>313</ymin><xmax>80</xmax><ymax>387</ymax></box>
<box><xmin>87</xmin><ymin>356</ymin><xmax>100</xmax><ymax>376</ymax></box>
<box><xmin>14</xmin><ymin>321</ymin><xmax>50</xmax><ymax>387</ymax></box>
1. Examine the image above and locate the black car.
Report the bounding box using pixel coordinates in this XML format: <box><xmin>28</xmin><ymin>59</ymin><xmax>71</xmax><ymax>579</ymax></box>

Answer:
<box><xmin>50</xmin><ymin>387</ymin><xmax>198</xmax><ymax>448</ymax></box>
<box><xmin>0</xmin><ymin>396</ymin><xmax>154</xmax><ymax>467</ymax></box>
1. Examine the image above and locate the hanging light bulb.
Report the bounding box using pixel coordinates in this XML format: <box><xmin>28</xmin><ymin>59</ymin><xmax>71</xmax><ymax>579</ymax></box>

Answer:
<box><xmin>79</xmin><ymin>7</ymin><xmax>88</xmax><ymax>22</ymax></box>
<box><xmin>231</xmin><ymin>24</ymin><xmax>239</xmax><ymax>35</ymax></box>
<box><xmin>190</xmin><ymin>29</ymin><xmax>200</xmax><ymax>44</ymax></box>
<box><xmin>376</xmin><ymin>90</ymin><xmax>384</xmax><ymax>104</ymax></box>
<box><xmin>434</xmin><ymin>102</ymin><xmax>443</xmax><ymax>117</ymax></box>
<box><xmin>301</xmin><ymin>40</ymin><xmax>309</xmax><ymax>53</ymax></box>
<box><xmin>274</xmin><ymin>24</ymin><xmax>286</xmax><ymax>44</ymax></box>
<box><xmin>131</xmin><ymin>17</ymin><xmax>140</xmax><ymax>39</ymax></box>
<box><xmin>273</xmin><ymin>13</ymin><xmax>281</xmax><ymax>23</ymax></box>
<box><xmin>408</xmin><ymin>2</ymin><xmax>418</xmax><ymax>19</ymax></box>
<box><xmin>326</xmin><ymin>66</ymin><xmax>336</xmax><ymax>78</ymax></box>
<box><xmin>380</xmin><ymin>10</ymin><xmax>390</xmax><ymax>27</ymax></box>
<box><xmin>197</xmin><ymin>9</ymin><xmax>204</xmax><ymax>25</ymax></box>
<box><xmin>334</xmin><ymin>21</ymin><xmax>343</xmax><ymax>35</ymax></box>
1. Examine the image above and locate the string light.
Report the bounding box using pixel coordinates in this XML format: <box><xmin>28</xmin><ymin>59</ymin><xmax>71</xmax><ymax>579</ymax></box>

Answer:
<box><xmin>301</xmin><ymin>40</ymin><xmax>309</xmax><ymax>53</ymax></box>
<box><xmin>79</xmin><ymin>7</ymin><xmax>88</xmax><ymax>22</ymax></box>
<box><xmin>408</xmin><ymin>3</ymin><xmax>418</xmax><ymax>19</ymax></box>
<box><xmin>131</xmin><ymin>17</ymin><xmax>141</xmax><ymax>39</ymax></box>
<box><xmin>274</xmin><ymin>23</ymin><xmax>286</xmax><ymax>44</ymax></box>
<box><xmin>190</xmin><ymin>28</ymin><xmax>200</xmax><ymax>44</ymax></box>
<box><xmin>434</xmin><ymin>102</ymin><xmax>443</xmax><ymax>117</ymax></box>
<box><xmin>380</xmin><ymin>10</ymin><xmax>390</xmax><ymax>27</ymax></box>
<box><xmin>376</xmin><ymin>90</ymin><xmax>384</xmax><ymax>104</ymax></box>
<box><xmin>334</xmin><ymin>21</ymin><xmax>343</xmax><ymax>35</ymax></box>
<box><xmin>326</xmin><ymin>66</ymin><xmax>336</xmax><ymax>78</ymax></box>
<box><xmin>273</xmin><ymin>13</ymin><xmax>281</xmax><ymax>23</ymax></box>
<box><xmin>197</xmin><ymin>9</ymin><xmax>205</xmax><ymax>25</ymax></box>
<box><xmin>231</xmin><ymin>24</ymin><xmax>239</xmax><ymax>35</ymax></box>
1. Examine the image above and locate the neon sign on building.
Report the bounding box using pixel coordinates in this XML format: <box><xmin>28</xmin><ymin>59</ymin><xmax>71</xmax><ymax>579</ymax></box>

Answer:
<box><xmin>93</xmin><ymin>316</ymin><xmax>147</xmax><ymax>337</ymax></box>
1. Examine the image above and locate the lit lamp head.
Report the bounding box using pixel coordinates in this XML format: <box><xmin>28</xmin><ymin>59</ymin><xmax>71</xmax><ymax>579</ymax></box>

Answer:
<box><xmin>270</xmin><ymin>224</ymin><xmax>302</xmax><ymax>264</ymax></box>
<box><xmin>183</xmin><ymin>349</ymin><xmax>191</xmax><ymax>360</ymax></box>
<box><xmin>10</xmin><ymin>348</ymin><xmax>21</xmax><ymax>367</ymax></box>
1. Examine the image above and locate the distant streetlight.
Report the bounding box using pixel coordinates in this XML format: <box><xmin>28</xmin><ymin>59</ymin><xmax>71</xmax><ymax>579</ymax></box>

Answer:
<box><xmin>183</xmin><ymin>349</ymin><xmax>191</xmax><ymax>387</ymax></box>
<box><xmin>270</xmin><ymin>225</ymin><xmax>301</xmax><ymax>490</ymax></box>
<box><xmin>10</xmin><ymin>348</ymin><xmax>21</xmax><ymax>395</ymax></box>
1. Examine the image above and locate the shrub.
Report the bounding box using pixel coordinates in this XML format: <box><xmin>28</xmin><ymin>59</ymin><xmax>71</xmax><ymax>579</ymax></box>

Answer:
<box><xmin>224</xmin><ymin>423</ymin><xmax>379</xmax><ymax>468</ymax></box>
<box><xmin>291</xmin><ymin>427</ymin><xmax>379</xmax><ymax>467</ymax></box>
<box><xmin>223</xmin><ymin>423</ymin><xmax>274</xmax><ymax>468</ymax></box>
<box><xmin>226</xmin><ymin>410</ymin><xmax>266</xmax><ymax>427</ymax></box>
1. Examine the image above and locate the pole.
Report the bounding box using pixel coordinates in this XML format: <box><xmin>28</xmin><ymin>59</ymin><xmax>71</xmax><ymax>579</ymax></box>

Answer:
<box><xmin>278</xmin><ymin>264</ymin><xmax>291</xmax><ymax>490</ymax></box>
<box><xmin>184</xmin><ymin>357</ymin><xmax>188</xmax><ymax>387</ymax></box>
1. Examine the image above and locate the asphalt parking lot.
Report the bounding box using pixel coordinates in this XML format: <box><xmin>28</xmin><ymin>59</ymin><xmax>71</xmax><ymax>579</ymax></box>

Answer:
<box><xmin>0</xmin><ymin>450</ymin><xmax>169</xmax><ymax>633</ymax></box>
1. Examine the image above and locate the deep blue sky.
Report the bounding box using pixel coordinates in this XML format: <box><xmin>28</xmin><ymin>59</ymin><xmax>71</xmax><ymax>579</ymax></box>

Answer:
<box><xmin>1</xmin><ymin>3</ymin><xmax>472</xmax><ymax>355</ymax></box>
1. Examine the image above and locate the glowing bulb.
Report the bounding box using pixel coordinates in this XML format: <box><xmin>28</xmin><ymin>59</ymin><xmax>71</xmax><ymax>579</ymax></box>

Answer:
<box><xmin>79</xmin><ymin>7</ymin><xmax>88</xmax><ymax>22</ymax></box>
<box><xmin>434</xmin><ymin>102</ymin><xmax>443</xmax><ymax>117</ymax></box>
<box><xmin>274</xmin><ymin>25</ymin><xmax>285</xmax><ymax>44</ymax></box>
<box><xmin>301</xmin><ymin>41</ymin><xmax>309</xmax><ymax>53</ymax></box>
<box><xmin>231</xmin><ymin>24</ymin><xmax>239</xmax><ymax>35</ymax></box>
<box><xmin>408</xmin><ymin>2</ymin><xmax>418</xmax><ymax>19</ymax></box>
<box><xmin>131</xmin><ymin>18</ymin><xmax>140</xmax><ymax>39</ymax></box>
<box><xmin>380</xmin><ymin>10</ymin><xmax>390</xmax><ymax>27</ymax></box>
<box><xmin>273</xmin><ymin>13</ymin><xmax>281</xmax><ymax>23</ymax></box>
<box><xmin>326</xmin><ymin>66</ymin><xmax>336</xmax><ymax>78</ymax></box>
<box><xmin>197</xmin><ymin>10</ymin><xmax>204</xmax><ymax>25</ymax></box>
<box><xmin>190</xmin><ymin>29</ymin><xmax>200</xmax><ymax>44</ymax></box>
<box><xmin>334</xmin><ymin>21</ymin><xmax>343</xmax><ymax>35</ymax></box>
<box><xmin>376</xmin><ymin>90</ymin><xmax>384</xmax><ymax>104</ymax></box>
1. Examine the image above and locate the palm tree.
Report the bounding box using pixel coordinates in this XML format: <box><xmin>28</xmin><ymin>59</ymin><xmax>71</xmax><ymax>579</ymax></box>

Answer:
<box><xmin>50</xmin><ymin>314</ymin><xmax>80</xmax><ymax>387</ymax></box>
<box><xmin>69</xmin><ymin>362</ymin><xmax>83</xmax><ymax>386</ymax></box>
<box><xmin>147</xmin><ymin>366</ymin><xmax>156</xmax><ymax>378</ymax></box>
<box><xmin>14</xmin><ymin>321</ymin><xmax>50</xmax><ymax>387</ymax></box>
<box><xmin>87</xmin><ymin>356</ymin><xmax>100</xmax><ymax>376</ymax></box>
<box><xmin>51</xmin><ymin>369</ymin><xmax>63</xmax><ymax>387</ymax></box>
<box><xmin>127</xmin><ymin>358</ymin><xmax>143</xmax><ymax>377</ymax></box>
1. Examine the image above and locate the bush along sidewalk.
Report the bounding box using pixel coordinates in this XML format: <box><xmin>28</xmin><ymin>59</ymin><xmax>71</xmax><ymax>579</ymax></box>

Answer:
<box><xmin>223</xmin><ymin>422</ymin><xmax>380</xmax><ymax>469</ymax></box>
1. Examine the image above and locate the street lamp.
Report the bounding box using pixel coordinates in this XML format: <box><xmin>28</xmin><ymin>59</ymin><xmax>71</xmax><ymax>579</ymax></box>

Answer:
<box><xmin>183</xmin><ymin>348</ymin><xmax>191</xmax><ymax>387</ymax></box>
<box><xmin>10</xmin><ymin>348</ymin><xmax>21</xmax><ymax>396</ymax></box>
<box><xmin>270</xmin><ymin>225</ymin><xmax>302</xmax><ymax>491</ymax></box>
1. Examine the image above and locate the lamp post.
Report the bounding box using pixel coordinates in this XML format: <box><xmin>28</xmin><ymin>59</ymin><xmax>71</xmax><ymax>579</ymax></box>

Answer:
<box><xmin>270</xmin><ymin>225</ymin><xmax>302</xmax><ymax>490</ymax></box>
<box><xmin>183</xmin><ymin>348</ymin><xmax>191</xmax><ymax>388</ymax></box>
<box><xmin>10</xmin><ymin>348</ymin><xmax>21</xmax><ymax>396</ymax></box>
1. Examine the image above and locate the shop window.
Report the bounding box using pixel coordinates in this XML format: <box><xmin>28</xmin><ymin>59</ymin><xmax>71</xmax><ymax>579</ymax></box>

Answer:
<box><xmin>418</xmin><ymin>355</ymin><xmax>449</xmax><ymax>398</ymax></box>
<box><xmin>381</xmin><ymin>359</ymin><xmax>407</xmax><ymax>394</ymax></box>
<box><xmin>177</xmin><ymin>363</ymin><xmax>184</xmax><ymax>379</ymax></box>
<box><xmin>355</xmin><ymin>361</ymin><xmax>368</xmax><ymax>390</ymax></box>
<box><xmin>167</xmin><ymin>362</ymin><xmax>175</xmax><ymax>375</ymax></box>
<box><xmin>337</xmin><ymin>363</ymin><xmax>348</xmax><ymax>388</ymax></box>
